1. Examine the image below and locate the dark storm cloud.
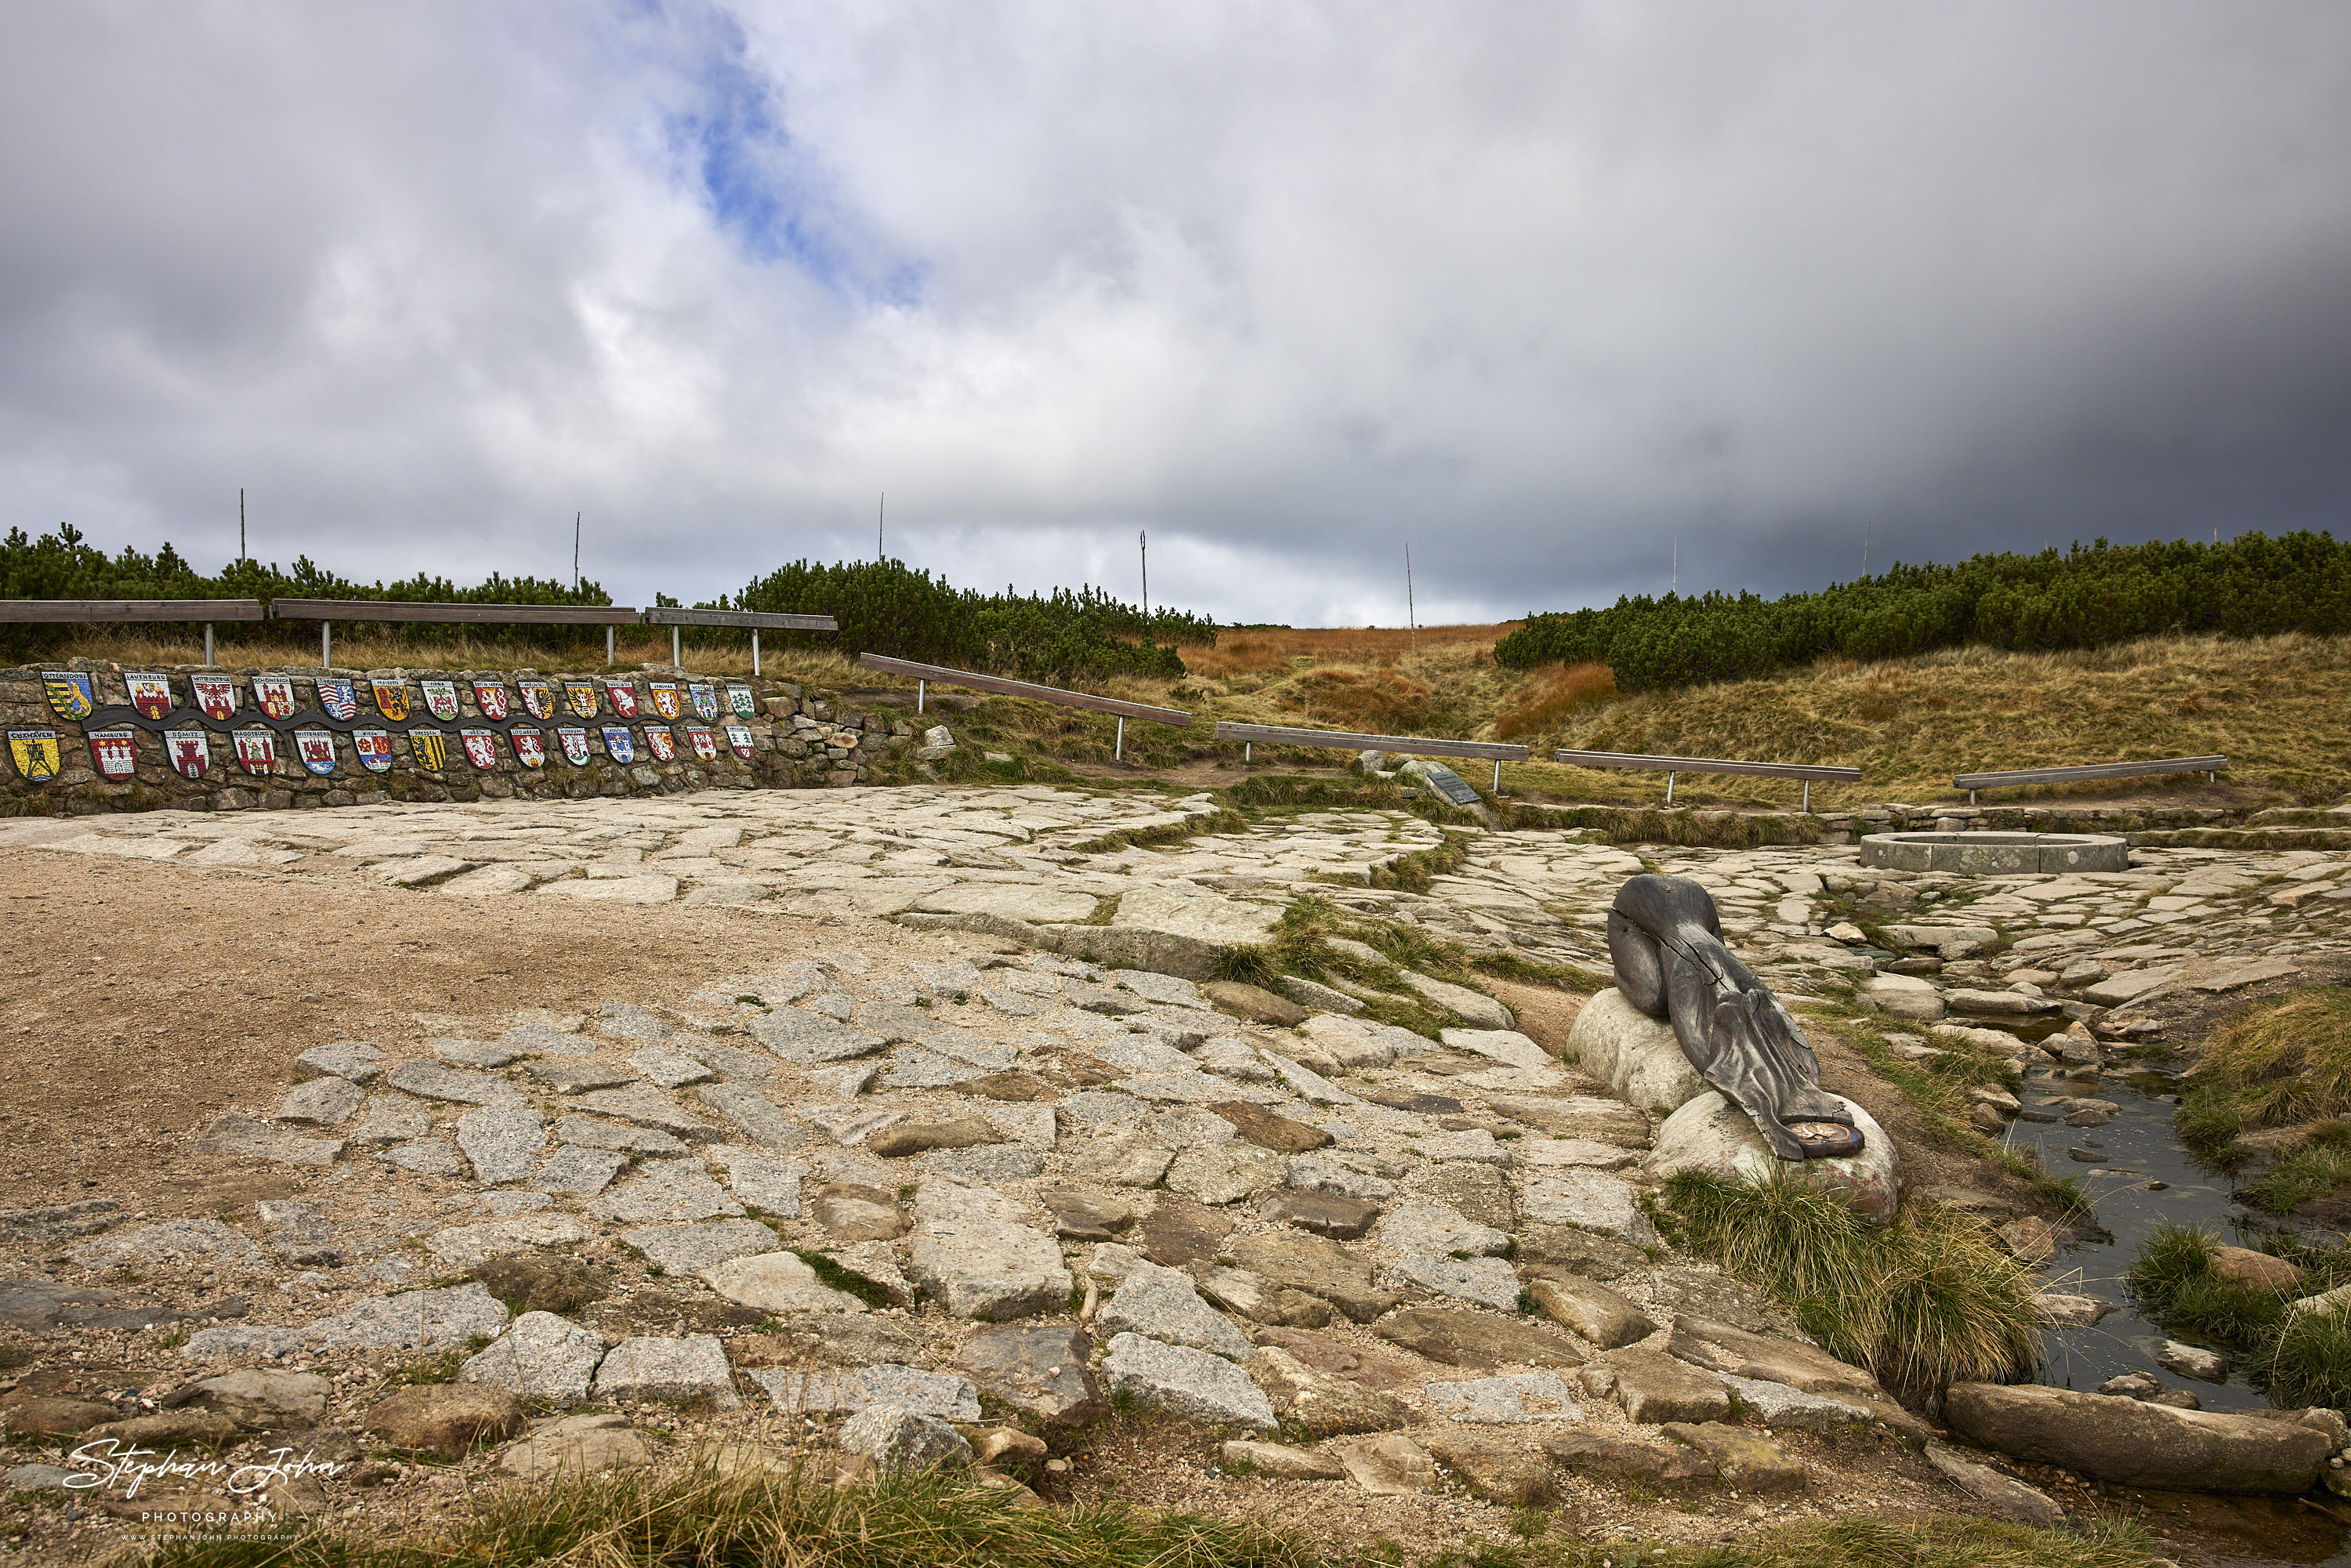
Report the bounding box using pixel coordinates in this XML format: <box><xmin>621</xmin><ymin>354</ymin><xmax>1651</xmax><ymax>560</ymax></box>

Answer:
<box><xmin>2</xmin><ymin>2</ymin><xmax>2346</xmax><ymax>625</ymax></box>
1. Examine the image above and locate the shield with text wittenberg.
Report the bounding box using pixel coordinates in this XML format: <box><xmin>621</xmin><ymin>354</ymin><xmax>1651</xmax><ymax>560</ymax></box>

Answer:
<box><xmin>295</xmin><ymin>729</ymin><xmax>338</xmax><ymax>776</ymax></box>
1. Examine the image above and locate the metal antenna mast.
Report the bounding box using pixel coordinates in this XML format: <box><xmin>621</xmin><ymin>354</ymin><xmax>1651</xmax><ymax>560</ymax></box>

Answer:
<box><xmin>1406</xmin><ymin>543</ymin><xmax>1417</xmax><ymax>653</ymax></box>
<box><xmin>1139</xmin><ymin>530</ymin><xmax>1149</xmax><ymax>621</ymax></box>
<box><xmin>573</xmin><ymin>512</ymin><xmax>581</xmax><ymax>591</ymax></box>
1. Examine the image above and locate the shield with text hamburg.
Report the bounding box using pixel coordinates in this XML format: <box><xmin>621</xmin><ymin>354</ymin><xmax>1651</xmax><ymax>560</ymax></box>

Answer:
<box><xmin>408</xmin><ymin>727</ymin><xmax>448</xmax><ymax>771</ymax></box>
<box><xmin>192</xmin><ymin>675</ymin><xmax>237</xmax><ymax>721</ymax></box>
<box><xmin>7</xmin><ymin>729</ymin><xmax>61</xmax><ymax>783</ymax></box>
<box><xmin>512</xmin><ymin>726</ymin><xmax>546</xmax><ymax>768</ymax></box>
<box><xmin>518</xmin><ymin>679</ymin><xmax>556</xmax><ymax>719</ymax></box>
<box><xmin>294</xmin><ymin>728</ymin><xmax>337</xmax><ymax>775</ymax></box>
<box><xmin>600</xmin><ymin>725</ymin><xmax>636</xmax><ymax>764</ymax></box>
<box><xmin>725</xmin><ymin>722</ymin><xmax>755</xmax><ymax>759</ymax></box>
<box><xmin>234</xmin><ymin>727</ymin><xmax>277</xmax><ymax>776</ymax></box>
<box><xmin>643</xmin><ymin>726</ymin><xmax>676</xmax><ymax>762</ymax></box>
<box><xmin>726</xmin><ymin>683</ymin><xmax>755</xmax><ymax>719</ymax></box>
<box><xmin>42</xmin><ymin>672</ymin><xmax>93</xmax><ymax>722</ymax></box>
<box><xmin>89</xmin><ymin>728</ymin><xmax>138</xmax><ymax>780</ymax></box>
<box><xmin>461</xmin><ymin>729</ymin><xmax>500</xmax><ymax>770</ymax></box>
<box><xmin>252</xmin><ymin>675</ymin><xmax>297</xmax><ymax>719</ymax></box>
<box><xmin>604</xmin><ymin>683</ymin><xmax>640</xmax><ymax>719</ymax></box>
<box><xmin>689</xmin><ymin>683</ymin><xmax>719</xmax><ymax>720</ymax></box>
<box><xmin>685</xmin><ymin>725</ymin><xmax>719</xmax><ymax>762</ymax></box>
<box><xmin>353</xmin><ymin>729</ymin><xmax>393</xmax><ymax>772</ymax></box>
<box><xmin>126</xmin><ymin>673</ymin><xmax>174</xmax><ymax>720</ymax></box>
<box><xmin>471</xmin><ymin>679</ymin><xmax>510</xmax><ymax>720</ymax></box>
<box><xmin>421</xmin><ymin>679</ymin><xmax>460</xmax><ymax>721</ymax></box>
<box><xmin>166</xmin><ymin>728</ymin><xmax>210</xmax><ymax>780</ymax></box>
<box><xmin>371</xmin><ymin>680</ymin><xmax>410</xmax><ymax>722</ymax></box>
<box><xmin>556</xmin><ymin>726</ymin><xmax>591</xmax><ymax>765</ymax></box>
<box><xmin>316</xmin><ymin>677</ymin><xmax>358</xmax><ymax>720</ymax></box>
<box><xmin>563</xmin><ymin>681</ymin><xmax>599</xmax><ymax>719</ymax></box>
<box><xmin>648</xmin><ymin>683</ymin><xmax>681</xmax><ymax>720</ymax></box>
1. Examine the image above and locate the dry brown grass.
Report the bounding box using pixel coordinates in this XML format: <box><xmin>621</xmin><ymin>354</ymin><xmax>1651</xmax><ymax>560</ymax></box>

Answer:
<box><xmin>1180</xmin><ymin>622</ymin><xmax>1517</xmax><ymax>678</ymax></box>
<box><xmin>1495</xmin><ymin>661</ymin><xmax>1618</xmax><ymax>740</ymax></box>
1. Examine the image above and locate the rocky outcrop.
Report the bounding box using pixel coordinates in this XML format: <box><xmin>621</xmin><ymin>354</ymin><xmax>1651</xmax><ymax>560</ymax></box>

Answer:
<box><xmin>1944</xmin><ymin>1382</ymin><xmax>2331</xmax><ymax>1494</ymax></box>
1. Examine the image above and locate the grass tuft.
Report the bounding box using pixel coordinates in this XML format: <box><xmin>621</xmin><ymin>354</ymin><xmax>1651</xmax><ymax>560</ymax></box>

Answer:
<box><xmin>1659</xmin><ymin>1171</ymin><xmax>2039</xmax><ymax>1403</ymax></box>
<box><xmin>2126</xmin><ymin>1220</ymin><xmax>2351</xmax><ymax>1406</ymax></box>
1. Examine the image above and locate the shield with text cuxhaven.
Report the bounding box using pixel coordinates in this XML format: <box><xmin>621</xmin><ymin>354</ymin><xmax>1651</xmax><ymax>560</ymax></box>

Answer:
<box><xmin>252</xmin><ymin>675</ymin><xmax>297</xmax><ymax>719</ymax></box>
<box><xmin>726</xmin><ymin>683</ymin><xmax>755</xmax><ymax>719</ymax></box>
<box><xmin>234</xmin><ymin>727</ymin><xmax>277</xmax><ymax>776</ymax></box>
<box><xmin>353</xmin><ymin>729</ymin><xmax>393</xmax><ymax>772</ymax></box>
<box><xmin>556</xmin><ymin>726</ymin><xmax>590</xmax><ymax>764</ymax></box>
<box><xmin>42</xmin><ymin>672</ymin><xmax>93</xmax><ymax>722</ymax></box>
<box><xmin>689</xmin><ymin>683</ymin><xmax>719</xmax><ymax>720</ymax></box>
<box><xmin>89</xmin><ymin>728</ymin><xmax>138</xmax><ymax>780</ymax></box>
<box><xmin>648</xmin><ymin>682</ymin><xmax>681</xmax><ymax>720</ymax></box>
<box><xmin>471</xmin><ymin>679</ymin><xmax>510</xmax><ymax>720</ymax></box>
<box><xmin>371</xmin><ymin>680</ymin><xmax>410</xmax><ymax>722</ymax></box>
<box><xmin>643</xmin><ymin>726</ymin><xmax>676</xmax><ymax>762</ymax></box>
<box><xmin>317</xmin><ymin>676</ymin><xmax>358</xmax><ymax>720</ymax></box>
<box><xmin>600</xmin><ymin>725</ymin><xmax>635</xmax><ymax>764</ymax></box>
<box><xmin>295</xmin><ymin>728</ymin><xmax>337</xmax><ymax>775</ymax></box>
<box><xmin>605</xmin><ymin>682</ymin><xmax>640</xmax><ymax>719</ymax></box>
<box><xmin>518</xmin><ymin>679</ymin><xmax>555</xmax><ymax>719</ymax></box>
<box><xmin>563</xmin><ymin>681</ymin><xmax>599</xmax><ymax>719</ymax></box>
<box><xmin>126</xmin><ymin>672</ymin><xmax>174</xmax><ymax>720</ymax></box>
<box><xmin>461</xmin><ymin>729</ymin><xmax>499</xmax><ymax>770</ymax></box>
<box><xmin>513</xmin><ymin>726</ymin><xmax>546</xmax><ymax>768</ymax></box>
<box><xmin>725</xmin><ymin>722</ymin><xmax>755</xmax><ymax>759</ymax></box>
<box><xmin>421</xmin><ymin>679</ymin><xmax>460</xmax><ymax>721</ymax></box>
<box><xmin>192</xmin><ymin>674</ymin><xmax>237</xmax><ymax>721</ymax></box>
<box><xmin>166</xmin><ymin>728</ymin><xmax>210</xmax><ymax>780</ymax></box>
<box><xmin>685</xmin><ymin>724</ymin><xmax>719</xmax><ymax>762</ymax></box>
<box><xmin>408</xmin><ymin>726</ymin><xmax>448</xmax><ymax>771</ymax></box>
<box><xmin>8</xmin><ymin>729</ymin><xmax>61</xmax><ymax>783</ymax></box>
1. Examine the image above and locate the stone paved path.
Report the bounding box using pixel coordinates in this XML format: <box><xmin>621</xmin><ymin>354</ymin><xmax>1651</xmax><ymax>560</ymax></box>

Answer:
<box><xmin>5</xmin><ymin>784</ymin><xmax>2350</xmax><ymax>1554</ymax></box>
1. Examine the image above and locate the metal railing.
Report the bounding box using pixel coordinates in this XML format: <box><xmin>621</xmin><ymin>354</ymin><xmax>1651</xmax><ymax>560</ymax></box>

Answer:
<box><xmin>857</xmin><ymin>654</ymin><xmax>1191</xmax><ymax>760</ymax></box>
<box><xmin>0</xmin><ymin>599</ymin><xmax>266</xmax><ymax>666</ymax></box>
<box><xmin>1552</xmin><ymin>748</ymin><xmax>1863</xmax><ymax>811</ymax></box>
<box><xmin>1215</xmin><ymin>721</ymin><xmax>1528</xmax><ymax>790</ymax></box>
<box><xmin>643</xmin><ymin>607</ymin><xmax>839</xmax><ymax>674</ymax></box>
<box><xmin>1954</xmin><ymin>755</ymin><xmax>2227</xmax><ymax>806</ymax></box>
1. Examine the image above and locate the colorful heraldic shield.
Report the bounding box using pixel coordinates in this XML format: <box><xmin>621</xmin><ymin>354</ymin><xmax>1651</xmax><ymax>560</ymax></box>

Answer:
<box><xmin>421</xmin><ymin>679</ymin><xmax>460</xmax><ymax>721</ymax></box>
<box><xmin>166</xmin><ymin>728</ymin><xmax>210</xmax><ymax>780</ymax></box>
<box><xmin>556</xmin><ymin>726</ymin><xmax>591</xmax><ymax>765</ymax></box>
<box><xmin>600</xmin><ymin>725</ymin><xmax>636</xmax><ymax>764</ymax></box>
<box><xmin>563</xmin><ymin>681</ymin><xmax>600</xmax><ymax>719</ymax></box>
<box><xmin>234</xmin><ymin>727</ymin><xmax>278</xmax><ymax>776</ymax></box>
<box><xmin>604</xmin><ymin>682</ymin><xmax>640</xmax><ymax>719</ymax></box>
<box><xmin>461</xmin><ymin>729</ymin><xmax>500</xmax><ymax>770</ymax></box>
<box><xmin>353</xmin><ymin>729</ymin><xmax>393</xmax><ymax>773</ymax></box>
<box><xmin>89</xmin><ymin>728</ymin><xmax>139</xmax><ymax>780</ymax></box>
<box><xmin>126</xmin><ymin>673</ymin><xmax>174</xmax><ymax>720</ymax></box>
<box><xmin>689</xmin><ymin>683</ymin><xmax>719</xmax><ymax>721</ymax></box>
<box><xmin>518</xmin><ymin>679</ymin><xmax>556</xmax><ymax>720</ymax></box>
<box><xmin>512</xmin><ymin>726</ymin><xmax>547</xmax><ymax>768</ymax></box>
<box><xmin>294</xmin><ymin>728</ymin><xmax>338</xmax><ymax>776</ymax></box>
<box><xmin>726</xmin><ymin>683</ymin><xmax>755</xmax><ymax>719</ymax></box>
<box><xmin>725</xmin><ymin>723</ymin><xmax>755</xmax><ymax>759</ymax></box>
<box><xmin>317</xmin><ymin>677</ymin><xmax>359</xmax><ymax>721</ymax></box>
<box><xmin>471</xmin><ymin>679</ymin><xmax>510</xmax><ymax>720</ymax></box>
<box><xmin>643</xmin><ymin>726</ymin><xmax>677</xmax><ymax>762</ymax></box>
<box><xmin>408</xmin><ymin>727</ymin><xmax>449</xmax><ymax>772</ymax></box>
<box><xmin>7</xmin><ymin>729</ymin><xmax>62</xmax><ymax>783</ymax></box>
<box><xmin>192</xmin><ymin>675</ymin><xmax>237</xmax><ymax>721</ymax></box>
<box><xmin>371</xmin><ymin>681</ymin><xmax>410</xmax><ymax>722</ymax></box>
<box><xmin>252</xmin><ymin>676</ymin><xmax>297</xmax><ymax>719</ymax></box>
<box><xmin>685</xmin><ymin>725</ymin><xmax>719</xmax><ymax>762</ymax></box>
<box><xmin>42</xmin><ymin>672</ymin><xmax>94</xmax><ymax>722</ymax></box>
<box><xmin>648</xmin><ymin>682</ymin><xmax>682</xmax><ymax>720</ymax></box>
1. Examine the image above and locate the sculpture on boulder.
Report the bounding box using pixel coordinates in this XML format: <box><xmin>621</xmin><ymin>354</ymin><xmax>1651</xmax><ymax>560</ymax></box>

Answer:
<box><xmin>1607</xmin><ymin>875</ymin><xmax>1863</xmax><ymax>1162</ymax></box>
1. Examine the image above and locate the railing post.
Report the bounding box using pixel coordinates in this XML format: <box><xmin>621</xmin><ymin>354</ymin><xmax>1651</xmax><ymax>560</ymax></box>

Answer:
<box><xmin>1802</xmin><ymin>780</ymin><xmax>1810</xmax><ymax>813</ymax></box>
<box><xmin>1969</xmin><ymin>789</ymin><xmax>1977</xmax><ymax>806</ymax></box>
<box><xmin>1244</xmin><ymin>741</ymin><xmax>1252</xmax><ymax>764</ymax></box>
<box><xmin>672</xmin><ymin>625</ymin><xmax>681</xmax><ymax>668</ymax></box>
<box><xmin>916</xmin><ymin>679</ymin><xmax>925</xmax><ymax>714</ymax></box>
<box><xmin>607</xmin><ymin>625</ymin><xmax>615</xmax><ymax>665</ymax></box>
<box><xmin>204</xmin><ymin>623</ymin><xmax>215</xmax><ymax>668</ymax></box>
<box><xmin>1115</xmin><ymin>715</ymin><xmax>1125</xmax><ymax>762</ymax></box>
<box><xmin>321</xmin><ymin>621</ymin><xmax>330</xmax><ymax>670</ymax></box>
<box><xmin>1491</xmin><ymin>758</ymin><xmax>1502</xmax><ymax>794</ymax></box>
<box><xmin>1665</xmin><ymin>771</ymin><xmax>1676</xmax><ymax>805</ymax></box>
<box><xmin>752</xmin><ymin>629</ymin><xmax>760</xmax><ymax>676</ymax></box>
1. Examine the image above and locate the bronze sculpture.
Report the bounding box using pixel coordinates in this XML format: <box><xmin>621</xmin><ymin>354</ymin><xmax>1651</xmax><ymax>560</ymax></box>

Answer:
<box><xmin>1607</xmin><ymin>874</ymin><xmax>1864</xmax><ymax>1161</ymax></box>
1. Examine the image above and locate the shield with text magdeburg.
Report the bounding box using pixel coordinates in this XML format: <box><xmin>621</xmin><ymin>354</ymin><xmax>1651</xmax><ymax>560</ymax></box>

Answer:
<box><xmin>42</xmin><ymin>672</ymin><xmax>93</xmax><ymax>722</ymax></box>
<box><xmin>371</xmin><ymin>680</ymin><xmax>410</xmax><ymax>722</ymax></box>
<box><xmin>512</xmin><ymin>726</ymin><xmax>546</xmax><ymax>769</ymax></box>
<box><xmin>725</xmin><ymin>722</ymin><xmax>755</xmax><ymax>759</ymax></box>
<box><xmin>353</xmin><ymin>729</ymin><xmax>393</xmax><ymax>772</ymax></box>
<box><xmin>166</xmin><ymin>728</ymin><xmax>210</xmax><ymax>780</ymax></box>
<box><xmin>234</xmin><ymin>727</ymin><xmax>277</xmax><ymax>776</ymax></box>
<box><xmin>316</xmin><ymin>677</ymin><xmax>358</xmax><ymax>721</ymax></box>
<box><xmin>408</xmin><ymin>727</ymin><xmax>448</xmax><ymax>772</ymax></box>
<box><xmin>461</xmin><ymin>729</ymin><xmax>500</xmax><ymax>770</ymax></box>
<box><xmin>471</xmin><ymin>679</ymin><xmax>510</xmax><ymax>720</ymax></box>
<box><xmin>600</xmin><ymin>725</ymin><xmax>635</xmax><ymax>764</ymax></box>
<box><xmin>421</xmin><ymin>679</ymin><xmax>460</xmax><ymax>721</ymax></box>
<box><xmin>295</xmin><ymin>728</ymin><xmax>337</xmax><ymax>775</ymax></box>
<box><xmin>556</xmin><ymin>726</ymin><xmax>590</xmax><ymax>765</ymax></box>
<box><xmin>7</xmin><ymin>729</ymin><xmax>61</xmax><ymax>783</ymax></box>
<box><xmin>518</xmin><ymin>679</ymin><xmax>556</xmax><ymax>720</ymax></box>
<box><xmin>126</xmin><ymin>672</ymin><xmax>174</xmax><ymax>721</ymax></box>
<box><xmin>89</xmin><ymin>728</ymin><xmax>138</xmax><ymax>780</ymax></box>
<box><xmin>192</xmin><ymin>675</ymin><xmax>237</xmax><ymax>721</ymax></box>
<box><xmin>644</xmin><ymin>726</ymin><xmax>677</xmax><ymax>762</ymax></box>
<box><xmin>685</xmin><ymin>724</ymin><xmax>719</xmax><ymax>762</ymax></box>
<box><xmin>252</xmin><ymin>675</ymin><xmax>297</xmax><ymax>719</ymax></box>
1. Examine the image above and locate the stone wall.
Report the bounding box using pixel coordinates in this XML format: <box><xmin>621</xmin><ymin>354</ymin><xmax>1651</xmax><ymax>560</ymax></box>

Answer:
<box><xmin>0</xmin><ymin>660</ymin><xmax>916</xmax><ymax>816</ymax></box>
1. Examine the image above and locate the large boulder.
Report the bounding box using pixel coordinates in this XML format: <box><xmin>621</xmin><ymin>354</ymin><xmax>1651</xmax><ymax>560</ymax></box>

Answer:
<box><xmin>1644</xmin><ymin>1092</ymin><xmax>1897</xmax><ymax>1223</ymax></box>
<box><xmin>1943</xmin><ymin>1383</ymin><xmax>2331</xmax><ymax>1494</ymax></box>
<box><xmin>1563</xmin><ymin>990</ymin><xmax>1706</xmax><ymax>1114</ymax></box>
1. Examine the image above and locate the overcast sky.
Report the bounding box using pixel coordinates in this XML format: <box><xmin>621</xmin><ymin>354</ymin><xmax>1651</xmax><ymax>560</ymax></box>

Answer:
<box><xmin>5</xmin><ymin>3</ymin><xmax>2348</xmax><ymax>626</ymax></box>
